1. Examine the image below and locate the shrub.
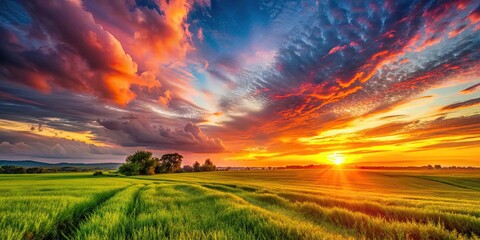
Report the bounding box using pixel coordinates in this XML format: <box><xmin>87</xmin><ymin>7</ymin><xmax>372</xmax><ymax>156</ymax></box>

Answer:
<box><xmin>93</xmin><ymin>171</ymin><xmax>103</xmax><ymax>176</ymax></box>
<box><xmin>118</xmin><ymin>162</ymin><xmax>141</xmax><ymax>176</ymax></box>
<box><xmin>26</xmin><ymin>167</ymin><xmax>46</xmax><ymax>173</ymax></box>
<box><xmin>183</xmin><ymin>165</ymin><xmax>193</xmax><ymax>172</ymax></box>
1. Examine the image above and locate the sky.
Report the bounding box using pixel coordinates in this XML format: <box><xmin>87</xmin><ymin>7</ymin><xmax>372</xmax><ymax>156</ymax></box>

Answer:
<box><xmin>0</xmin><ymin>0</ymin><xmax>479</xmax><ymax>166</ymax></box>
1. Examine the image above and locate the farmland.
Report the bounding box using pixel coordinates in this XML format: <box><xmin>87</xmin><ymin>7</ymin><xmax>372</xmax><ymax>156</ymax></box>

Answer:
<box><xmin>1</xmin><ymin>169</ymin><xmax>480</xmax><ymax>239</ymax></box>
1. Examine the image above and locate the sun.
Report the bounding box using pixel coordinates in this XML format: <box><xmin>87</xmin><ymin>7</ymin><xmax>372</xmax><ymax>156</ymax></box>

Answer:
<box><xmin>329</xmin><ymin>152</ymin><xmax>345</xmax><ymax>165</ymax></box>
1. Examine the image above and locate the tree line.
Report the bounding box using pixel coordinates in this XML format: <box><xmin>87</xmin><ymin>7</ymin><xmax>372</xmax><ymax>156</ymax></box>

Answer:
<box><xmin>0</xmin><ymin>166</ymin><xmax>104</xmax><ymax>174</ymax></box>
<box><xmin>118</xmin><ymin>150</ymin><xmax>216</xmax><ymax>176</ymax></box>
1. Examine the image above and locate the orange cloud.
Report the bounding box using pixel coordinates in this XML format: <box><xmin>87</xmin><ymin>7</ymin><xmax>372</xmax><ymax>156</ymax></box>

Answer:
<box><xmin>440</xmin><ymin>97</ymin><xmax>480</xmax><ymax>111</ymax></box>
<box><xmin>327</xmin><ymin>45</ymin><xmax>347</xmax><ymax>55</ymax></box>
<box><xmin>158</xmin><ymin>89</ymin><xmax>173</xmax><ymax>107</ymax></box>
<box><xmin>1</xmin><ymin>1</ymin><xmax>165</xmax><ymax>105</ymax></box>
<box><xmin>132</xmin><ymin>0</ymin><xmax>194</xmax><ymax>63</ymax></box>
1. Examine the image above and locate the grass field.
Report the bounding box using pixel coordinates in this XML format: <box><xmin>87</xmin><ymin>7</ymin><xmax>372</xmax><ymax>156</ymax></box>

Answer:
<box><xmin>1</xmin><ymin>169</ymin><xmax>479</xmax><ymax>239</ymax></box>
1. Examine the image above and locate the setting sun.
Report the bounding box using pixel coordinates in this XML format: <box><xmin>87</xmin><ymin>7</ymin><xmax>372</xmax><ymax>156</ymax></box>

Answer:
<box><xmin>329</xmin><ymin>152</ymin><xmax>345</xmax><ymax>165</ymax></box>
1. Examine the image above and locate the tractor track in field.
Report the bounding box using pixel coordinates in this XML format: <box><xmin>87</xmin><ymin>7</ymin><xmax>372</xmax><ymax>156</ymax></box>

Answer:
<box><xmin>195</xmin><ymin>183</ymin><xmax>359</xmax><ymax>239</ymax></box>
<box><xmin>38</xmin><ymin>185</ymin><xmax>132</xmax><ymax>240</ymax></box>
<box><xmin>124</xmin><ymin>184</ymin><xmax>149</xmax><ymax>240</ymax></box>
<box><xmin>200</xmin><ymin>183</ymin><xmax>479</xmax><ymax>239</ymax></box>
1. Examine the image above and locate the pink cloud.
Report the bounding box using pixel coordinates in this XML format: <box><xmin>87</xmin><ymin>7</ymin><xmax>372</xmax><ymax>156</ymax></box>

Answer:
<box><xmin>197</xmin><ymin>28</ymin><xmax>204</xmax><ymax>41</ymax></box>
<box><xmin>327</xmin><ymin>45</ymin><xmax>348</xmax><ymax>55</ymax></box>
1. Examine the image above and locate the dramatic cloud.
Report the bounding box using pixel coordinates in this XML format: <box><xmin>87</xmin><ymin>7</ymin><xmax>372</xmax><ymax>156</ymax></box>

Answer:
<box><xmin>98</xmin><ymin>119</ymin><xmax>224</xmax><ymax>153</ymax></box>
<box><xmin>0</xmin><ymin>0</ymin><xmax>210</xmax><ymax>105</ymax></box>
<box><xmin>0</xmin><ymin>0</ymin><xmax>479</xmax><ymax>165</ymax></box>
<box><xmin>0</xmin><ymin>1</ymin><xmax>157</xmax><ymax>105</ymax></box>
<box><xmin>0</xmin><ymin>130</ymin><xmax>126</xmax><ymax>160</ymax></box>
<box><xmin>209</xmin><ymin>0</ymin><xmax>480</xmax><ymax>145</ymax></box>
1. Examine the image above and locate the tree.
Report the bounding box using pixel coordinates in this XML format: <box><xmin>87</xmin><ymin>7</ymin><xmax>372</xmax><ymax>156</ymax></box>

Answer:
<box><xmin>26</xmin><ymin>167</ymin><xmax>46</xmax><ymax>173</ymax></box>
<box><xmin>123</xmin><ymin>150</ymin><xmax>157</xmax><ymax>175</ymax></box>
<box><xmin>1</xmin><ymin>166</ymin><xmax>26</xmax><ymax>174</ymax></box>
<box><xmin>126</xmin><ymin>150</ymin><xmax>153</xmax><ymax>163</ymax></box>
<box><xmin>118</xmin><ymin>151</ymin><xmax>188</xmax><ymax>175</ymax></box>
<box><xmin>434</xmin><ymin>164</ymin><xmax>442</xmax><ymax>170</ymax></box>
<box><xmin>142</xmin><ymin>158</ymin><xmax>157</xmax><ymax>175</ymax></box>
<box><xmin>201</xmin><ymin>158</ymin><xmax>216</xmax><ymax>172</ymax></box>
<box><xmin>118</xmin><ymin>162</ymin><xmax>141</xmax><ymax>176</ymax></box>
<box><xmin>156</xmin><ymin>153</ymin><xmax>183</xmax><ymax>173</ymax></box>
<box><xmin>193</xmin><ymin>161</ymin><xmax>201</xmax><ymax>172</ymax></box>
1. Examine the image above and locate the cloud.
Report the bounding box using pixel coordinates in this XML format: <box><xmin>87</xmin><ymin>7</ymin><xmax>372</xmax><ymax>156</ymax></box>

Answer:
<box><xmin>1</xmin><ymin>0</ymin><xmax>479</xmax><ymax>164</ymax></box>
<box><xmin>0</xmin><ymin>1</ymin><xmax>163</xmax><ymax>105</ymax></box>
<box><xmin>81</xmin><ymin>0</ymin><xmax>214</xmax><ymax>104</ymax></box>
<box><xmin>441</xmin><ymin>97</ymin><xmax>480</xmax><ymax>111</ymax></box>
<box><xmin>197</xmin><ymin>28</ymin><xmax>204</xmax><ymax>41</ymax></box>
<box><xmin>327</xmin><ymin>45</ymin><xmax>348</xmax><ymax>55</ymax></box>
<box><xmin>98</xmin><ymin>118</ymin><xmax>225</xmax><ymax>153</ymax></box>
<box><xmin>84</xmin><ymin>0</ymin><xmax>195</xmax><ymax>63</ymax></box>
<box><xmin>379</xmin><ymin>115</ymin><xmax>408</xmax><ymax>120</ymax></box>
<box><xmin>158</xmin><ymin>90</ymin><xmax>173</xmax><ymax>107</ymax></box>
<box><xmin>0</xmin><ymin>130</ymin><xmax>126</xmax><ymax>159</ymax></box>
<box><xmin>209</xmin><ymin>0</ymin><xmax>480</xmax><ymax>147</ymax></box>
<box><xmin>460</xmin><ymin>82</ymin><xmax>480</xmax><ymax>93</ymax></box>
<box><xmin>0</xmin><ymin>0</ymin><xmax>213</xmax><ymax>106</ymax></box>
<box><xmin>348</xmin><ymin>114</ymin><xmax>480</xmax><ymax>151</ymax></box>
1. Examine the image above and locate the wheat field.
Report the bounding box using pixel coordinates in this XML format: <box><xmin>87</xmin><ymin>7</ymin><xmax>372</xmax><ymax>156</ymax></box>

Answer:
<box><xmin>1</xmin><ymin>169</ymin><xmax>479</xmax><ymax>240</ymax></box>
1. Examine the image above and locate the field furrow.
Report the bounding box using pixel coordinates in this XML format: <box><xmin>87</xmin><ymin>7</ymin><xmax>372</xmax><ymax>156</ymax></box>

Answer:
<box><xmin>202</xmin><ymin>182</ymin><xmax>480</xmax><ymax>220</ymax></box>
<box><xmin>275</xmin><ymin>191</ymin><xmax>480</xmax><ymax>236</ymax></box>
<box><xmin>43</xmin><ymin>185</ymin><xmax>130</xmax><ymax>240</ymax></box>
<box><xmin>0</xmin><ymin>175</ymin><xmax>133</xmax><ymax>240</ymax></box>
<box><xmin>72</xmin><ymin>184</ymin><xmax>145</xmax><ymax>239</ymax></box>
<box><xmin>201</xmin><ymin>183</ymin><xmax>474</xmax><ymax>239</ymax></box>
<box><xmin>131</xmin><ymin>182</ymin><xmax>353</xmax><ymax>239</ymax></box>
<box><xmin>1</xmin><ymin>170</ymin><xmax>479</xmax><ymax>240</ymax></box>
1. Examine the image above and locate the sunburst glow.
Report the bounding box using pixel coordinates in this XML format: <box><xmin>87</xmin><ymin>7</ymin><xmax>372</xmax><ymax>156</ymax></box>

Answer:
<box><xmin>329</xmin><ymin>152</ymin><xmax>345</xmax><ymax>165</ymax></box>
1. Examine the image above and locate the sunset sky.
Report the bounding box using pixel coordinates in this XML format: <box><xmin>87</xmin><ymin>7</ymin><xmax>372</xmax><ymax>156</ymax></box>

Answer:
<box><xmin>0</xmin><ymin>0</ymin><xmax>479</xmax><ymax>166</ymax></box>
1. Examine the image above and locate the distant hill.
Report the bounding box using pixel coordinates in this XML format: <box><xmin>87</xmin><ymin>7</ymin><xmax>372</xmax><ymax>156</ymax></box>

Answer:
<box><xmin>0</xmin><ymin>160</ymin><xmax>121</xmax><ymax>169</ymax></box>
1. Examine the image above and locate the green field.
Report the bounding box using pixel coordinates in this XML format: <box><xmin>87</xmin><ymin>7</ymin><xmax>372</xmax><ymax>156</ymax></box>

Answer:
<box><xmin>1</xmin><ymin>169</ymin><xmax>480</xmax><ymax>240</ymax></box>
